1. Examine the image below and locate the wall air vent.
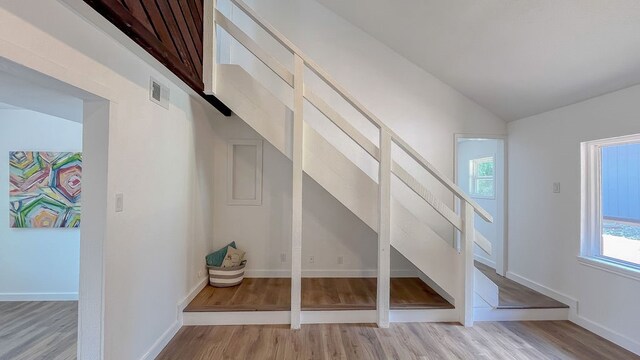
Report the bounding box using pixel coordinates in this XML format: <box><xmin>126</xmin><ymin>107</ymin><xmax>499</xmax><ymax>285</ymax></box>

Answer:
<box><xmin>149</xmin><ymin>77</ymin><xmax>170</xmax><ymax>109</ymax></box>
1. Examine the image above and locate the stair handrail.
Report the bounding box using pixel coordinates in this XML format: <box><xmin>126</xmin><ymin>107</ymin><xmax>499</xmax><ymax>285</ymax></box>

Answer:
<box><xmin>220</xmin><ymin>0</ymin><xmax>492</xmax><ymax>223</ymax></box>
<box><xmin>212</xmin><ymin>8</ymin><xmax>493</xmax><ymax>255</ymax></box>
<box><xmin>206</xmin><ymin>0</ymin><xmax>486</xmax><ymax>326</ymax></box>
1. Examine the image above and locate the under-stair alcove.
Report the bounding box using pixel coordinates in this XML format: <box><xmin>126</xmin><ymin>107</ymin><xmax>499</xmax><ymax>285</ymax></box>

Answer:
<box><xmin>181</xmin><ymin>0</ymin><xmax>570</xmax><ymax>328</ymax></box>
<box><xmin>183</xmin><ymin>275</ymin><xmax>453</xmax><ymax>313</ymax></box>
<box><xmin>183</xmin><ymin>107</ymin><xmax>455</xmax><ymax>321</ymax></box>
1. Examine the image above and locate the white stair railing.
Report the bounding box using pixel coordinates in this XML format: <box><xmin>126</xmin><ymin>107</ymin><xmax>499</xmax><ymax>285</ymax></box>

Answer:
<box><xmin>203</xmin><ymin>0</ymin><xmax>493</xmax><ymax>328</ymax></box>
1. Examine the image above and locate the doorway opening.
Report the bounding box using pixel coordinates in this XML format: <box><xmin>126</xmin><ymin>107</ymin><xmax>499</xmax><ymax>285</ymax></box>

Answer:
<box><xmin>0</xmin><ymin>57</ymin><xmax>109</xmax><ymax>359</ymax></box>
<box><xmin>455</xmin><ymin>135</ymin><xmax>507</xmax><ymax>275</ymax></box>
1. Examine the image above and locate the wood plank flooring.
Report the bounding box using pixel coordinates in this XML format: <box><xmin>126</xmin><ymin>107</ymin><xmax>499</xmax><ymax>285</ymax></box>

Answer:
<box><xmin>302</xmin><ymin>277</ymin><xmax>452</xmax><ymax>310</ymax></box>
<box><xmin>475</xmin><ymin>262</ymin><xmax>569</xmax><ymax>309</ymax></box>
<box><xmin>185</xmin><ymin>278</ymin><xmax>291</xmax><ymax>312</ymax></box>
<box><xmin>184</xmin><ymin>278</ymin><xmax>452</xmax><ymax>312</ymax></box>
<box><xmin>157</xmin><ymin>321</ymin><xmax>639</xmax><ymax>360</ymax></box>
<box><xmin>0</xmin><ymin>301</ymin><xmax>77</xmax><ymax>360</ymax></box>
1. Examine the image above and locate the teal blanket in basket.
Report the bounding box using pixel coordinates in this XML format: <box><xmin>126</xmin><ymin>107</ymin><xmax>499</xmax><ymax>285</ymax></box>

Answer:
<box><xmin>205</xmin><ymin>241</ymin><xmax>236</xmax><ymax>267</ymax></box>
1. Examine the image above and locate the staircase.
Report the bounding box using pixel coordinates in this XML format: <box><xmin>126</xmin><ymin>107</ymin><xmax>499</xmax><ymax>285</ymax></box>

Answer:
<box><xmin>203</xmin><ymin>0</ymin><xmax>497</xmax><ymax>329</ymax></box>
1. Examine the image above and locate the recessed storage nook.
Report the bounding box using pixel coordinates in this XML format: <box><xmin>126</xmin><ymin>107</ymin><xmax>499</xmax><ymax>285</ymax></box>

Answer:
<box><xmin>184</xmin><ymin>132</ymin><xmax>454</xmax><ymax>324</ymax></box>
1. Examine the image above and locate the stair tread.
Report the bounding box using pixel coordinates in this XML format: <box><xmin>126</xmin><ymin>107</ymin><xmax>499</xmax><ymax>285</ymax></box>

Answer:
<box><xmin>475</xmin><ymin>261</ymin><xmax>569</xmax><ymax>309</ymax></box>
<box><xmin>184</xmin><ymin>278</ymin><xmax>453</xmax><ymax>312</ymax></box>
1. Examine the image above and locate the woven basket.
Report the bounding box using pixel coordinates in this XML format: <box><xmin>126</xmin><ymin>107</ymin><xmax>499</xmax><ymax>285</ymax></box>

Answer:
<box><xmin>207</xmin><ymin>261</ymin><xmax>246</xmax><ymax>287</ymax></box>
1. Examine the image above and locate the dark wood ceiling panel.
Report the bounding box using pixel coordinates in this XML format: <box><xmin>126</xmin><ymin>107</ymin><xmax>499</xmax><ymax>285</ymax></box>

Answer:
<box><xmin>192</xmin><ymin>0</ymin><xmax>203</xmax><ymax>22</ymax></box>
<box><xmin>179</xmin><ymin>1</ymin><xmax>203</xmax><ymax>60</ymax></box>
<box><xmin>139</xmin><ymin>0</ymin><xmax>181</xmax><ymax>60</ymax></box>
<box><xmin>167</xmin><ymin>0</ymin><xmax>202</xmax><ymax>79</ymax></box>
<box><xmin>154</xmin><ymin>0</ymin><xmax>195</xmax><ymax>73</ymax></box>
<box><xmin>186</xmin><ymin>1</ymin><xmax>203</xmax><ymax>41</ymax></box>
<box><xmin>122</xmin><ymin>0</ymin><xmax>155</xmax><ymax>34</ymax></box>
<box><xmin>83</xmin><ymin>0</ymin><xmax>231</xmax><ymax>115</ymax></box>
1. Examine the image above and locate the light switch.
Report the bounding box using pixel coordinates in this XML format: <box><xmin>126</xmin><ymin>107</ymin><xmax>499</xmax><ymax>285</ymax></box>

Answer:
<box><xmin>553</xmin><ymin>182</ymin><xmax>561</xmax><ymax>193</ymax></box>
<box><xmin>115</xmin><ymin>193</ymin><xmax>124</xmax><ymax>212</ymax></box>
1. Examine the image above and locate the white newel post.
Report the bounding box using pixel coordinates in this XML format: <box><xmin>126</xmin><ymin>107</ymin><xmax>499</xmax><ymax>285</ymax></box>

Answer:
<box><xmin>291</xmin><ymin>54</ymin><xmax>304</xmax><ymax>329</ymax></box>
<box><xmin>377</xmin><ymin>130</ymin><xmax>391</xmax><ymax>328</ymax></box>
<box><xmin>461</xmin><ymin>201</ymin><xmax>475</xmax><ymax>326</ymax></box>
<box><xmin>203</xmin><ymin>0</ymin><xmax>217</xmax><ymax>94</ymax></box>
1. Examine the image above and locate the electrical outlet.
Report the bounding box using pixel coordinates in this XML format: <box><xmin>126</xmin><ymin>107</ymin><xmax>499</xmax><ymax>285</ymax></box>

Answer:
<box><xmin>197</xmin><ymin>270</ymin><xmax>204</xmax><ymax>278</ymax></box>
<box><xmin>553</xmin><ymin>182</ymin><xmax>561</xmax><ymax>193</ymax></box>
<box><xmin>280</xmin><ymin>253</ymin><xmax>287</xmax><ymax>263</ymax></box>
<box><xmin>309</xmin><ymin>256</ymin><xmax>315</xmax><ymax>264</ymax></box>
<box><xmin>337</xmin><ymin>256</ymin><xmax>344</xmax><ymax>265</ymax></box>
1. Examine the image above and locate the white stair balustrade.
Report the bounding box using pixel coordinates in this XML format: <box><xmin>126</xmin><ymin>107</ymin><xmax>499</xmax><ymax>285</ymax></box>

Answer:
<box><xmin>203</xmin><ymin>0</ymin><xmax>494</xmax><ymax>328</ymax></box>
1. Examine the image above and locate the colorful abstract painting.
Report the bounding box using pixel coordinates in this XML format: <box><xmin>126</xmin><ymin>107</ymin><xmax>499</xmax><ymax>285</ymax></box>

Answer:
<box><xmin>9</xmin><ymin>151</ymin><xmax>82</xmax><ymax>228</ymax></box>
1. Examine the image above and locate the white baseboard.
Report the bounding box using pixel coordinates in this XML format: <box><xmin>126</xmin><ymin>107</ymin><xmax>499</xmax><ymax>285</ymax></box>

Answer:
<box><xmin>474</xmin><ymin>307</ymin><xmax>569</xmax><ymax>322</ymax></box>
<box><xmin>183</xmin><ymin>311</ymin><xmax>291</xmax><ymax>326</ymax></box>
<box><xmin>139</xmin><ymin>320</ymin><xmax>181</xmax><ymax>360</ymax></box>
<box><xmin>302</xmin><ymin>310</ymin><xmax>376</xmax><ymax>324</ymax></box>
<box><xmin>178</xmin><ymin>277</ymin><xmax>209</xmax><ymax>311</ymax></box>
<box><xmin>0</xmin><ymin>292</ymin><xmax>78</xmax><ymax>301</ymax></box>
<box><xmin>138</xmin><ymin>277</ymin><xmax>208</xmax><ymax>360</ymax></box>
<box><xmin>505</xmin><ymin>271</ymin><xmax>640</xmax><ymax>355</ymax></box>
<box><xmin>390</xmin><ymin>309</ymin><xmax>458</xmax><ymax>323</ymax></box>
<box><xmin>243</xmin><ymin>269</ymin><xmax>417</xmax><ymax>278</ymax></box>
<box><xmin>569</xmin><ymin>312</ymin><xmax>640</xmax><ymax>355</ymax></box>
<box><xmin>505</xmin><ymin>271</ymin><xmax>578</xmax><ymax>309</ymax></box>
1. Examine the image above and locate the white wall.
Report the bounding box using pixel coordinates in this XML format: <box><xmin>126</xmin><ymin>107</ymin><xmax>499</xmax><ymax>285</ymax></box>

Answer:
<box><xmin>456</xmin><ymin>138</ymin><xmax>505</xmax><ymax>270</ymax></box>
<box><xmin>0</xmin><ymin>1</ymin><xmax>222</xmax><ymax>359</ymax></box>
<box><xmin>509</xmin><ymin>84</ymin><xmax>640</xmax><ymax>354</ymax></box>
<box><xmin>0</xmin><ymin>109</ymin><xmax>82</xmax><ymax>300</ymax></box>
<box><xmin>211</xmin><ymin>112</ymin><xmax>415</xmax><ymax>276</ymax></box>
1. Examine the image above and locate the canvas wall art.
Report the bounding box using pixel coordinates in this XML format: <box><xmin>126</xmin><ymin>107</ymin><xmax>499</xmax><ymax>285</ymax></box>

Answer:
<box><xmin>9</xmin><ymin>151</ymin><xmax>82</xmax><ymax>228</ymax></box>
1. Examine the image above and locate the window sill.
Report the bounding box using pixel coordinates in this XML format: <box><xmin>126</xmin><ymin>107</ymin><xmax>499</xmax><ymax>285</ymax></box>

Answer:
<box><xmin>577</xmin><ymin>256</ymin><xmax>640</xmax><ymax>282</ymax></box>
<box><xmin>470</xmin><ymin>195</ymin><xmax>496</xmax><ymax>200</ymax></box>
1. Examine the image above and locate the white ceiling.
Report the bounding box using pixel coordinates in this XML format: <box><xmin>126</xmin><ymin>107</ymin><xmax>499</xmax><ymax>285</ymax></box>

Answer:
<box><xmin>316</xmin><ymin>0</ymin><xmax>640</xmax><ymax>121</ymax></box>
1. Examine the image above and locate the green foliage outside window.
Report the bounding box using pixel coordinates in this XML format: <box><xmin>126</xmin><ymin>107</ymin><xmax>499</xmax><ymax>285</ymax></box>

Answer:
<box><xmin>470</xmin><ymin>157</ymin><xmax>495</xmax><ymax>198</ymax></box>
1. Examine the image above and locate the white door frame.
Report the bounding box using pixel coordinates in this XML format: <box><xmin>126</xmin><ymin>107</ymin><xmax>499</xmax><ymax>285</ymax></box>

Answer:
<box><xmin>0</xmin><ymin>53</ymin><xmax>112</xmax><ymax>359</ymax></box>
<box><xmin>454</xmin><ymin>134</ymin><xmax>508</xmax><ymax>276</ymax></box>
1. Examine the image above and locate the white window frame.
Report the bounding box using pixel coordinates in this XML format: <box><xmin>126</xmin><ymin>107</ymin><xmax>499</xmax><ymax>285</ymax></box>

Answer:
<box><xmin>227</xmin><ymin>139</ymin><xmax>263</xmax><ymax>206</ymax></box>
<box><xmin>580</xmin><ymin>133</ymin><xmax>640</xmax><ymax>281</ymax></box>
<box><xmin>469</xmin><ymin>155</ymin><xmax>496</xmax><ymax>200</ymax></box>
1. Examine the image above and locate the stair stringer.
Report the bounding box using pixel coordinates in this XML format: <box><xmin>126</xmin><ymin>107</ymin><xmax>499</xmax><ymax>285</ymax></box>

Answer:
<box><xmin>216</xmin><ymin>64</ymin><xmax>461</xmax><ymax>301</ymax></box>
<box><xmin>474</xmin><ymin>267</ymin><xmax>499</xmax><ymax>308</ymax></box>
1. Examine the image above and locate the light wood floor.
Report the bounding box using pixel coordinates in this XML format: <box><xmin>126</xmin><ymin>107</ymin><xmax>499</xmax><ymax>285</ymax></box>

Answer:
<box><xmin>0</xmin><ymin>301</ymin><xmax>77</xmax><ymax>360</ymax></box>
<box><xmin>184</xmin><ymin>278</ymin><xmax>452</xmax><ymax>312</ymax></box>
<box><xmin>475</xmin><ymin>262</ymin><xmax>569</xmax><ymax>309</ymax></box>
<box><xmin>157</xmin><ymin>321</ymin><xmax>639</xmax><ymax>360</ymax></box>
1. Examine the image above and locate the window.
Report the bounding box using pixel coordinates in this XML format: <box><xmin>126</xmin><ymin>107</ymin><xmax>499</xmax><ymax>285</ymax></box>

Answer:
<box><xmin>581</xmin><ymin>134</ymin><xmax>640</xmax><ymax>275</ymax></box>
<box><xmin>469</xmin><ymin>156</ymin><xmax>495</xmax><ymax>199</ymax></box>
